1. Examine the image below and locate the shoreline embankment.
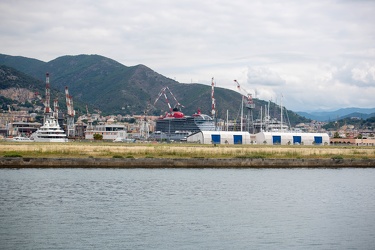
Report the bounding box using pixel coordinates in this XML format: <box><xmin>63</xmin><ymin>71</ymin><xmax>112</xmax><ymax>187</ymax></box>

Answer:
<box><xmin>1</xmin><ymin>157</ymin><xmax>375</xmax><ymax>168</ymax></box>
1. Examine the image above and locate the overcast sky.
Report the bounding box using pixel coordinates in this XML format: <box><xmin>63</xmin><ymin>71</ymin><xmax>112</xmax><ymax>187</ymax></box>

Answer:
<box><xmin>1</xmin><ymin>0</ymin><xmax>374</xmax><ymax>111</ymax></box>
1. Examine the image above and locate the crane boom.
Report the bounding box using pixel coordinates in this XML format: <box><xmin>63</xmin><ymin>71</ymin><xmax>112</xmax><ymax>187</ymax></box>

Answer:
<box><xmin>234</xmin><ymin>80</ymin><xmax>254</xmax><ymax>106</ymax></box>
<box><xmin>154</xmin><ymin>86</ymin><xmax>184</xmax><ymax>112</ymax></box>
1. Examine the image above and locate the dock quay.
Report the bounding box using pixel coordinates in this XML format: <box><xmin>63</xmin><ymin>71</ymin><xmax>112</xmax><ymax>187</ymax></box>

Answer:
<box><xmin>1</xmin><ymin>157</ymin><xmax>374</xmax><ymax>168</ymax></box>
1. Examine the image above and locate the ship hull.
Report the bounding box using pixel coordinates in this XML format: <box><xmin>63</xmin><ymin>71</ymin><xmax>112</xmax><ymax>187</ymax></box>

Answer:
<box><xmin>152</xmin><ymin>114</ymin><xmax>215</xmax><ymax>140</ymax></box>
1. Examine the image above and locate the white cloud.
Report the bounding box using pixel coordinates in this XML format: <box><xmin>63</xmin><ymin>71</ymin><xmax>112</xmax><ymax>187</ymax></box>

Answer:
<box><xmin>247</xmin><ymin>67</ymin><xmax>286</xmax><ymax>87</ymax></box>
<box><xmin>1</xmin><ymin>0</ymin><xmax>375</xmax><ymax>111</ymax></box>
<box><xmin>332</xmin><ymin>62</ymin><xmax>375</xmax><ymax>87</ymax></box>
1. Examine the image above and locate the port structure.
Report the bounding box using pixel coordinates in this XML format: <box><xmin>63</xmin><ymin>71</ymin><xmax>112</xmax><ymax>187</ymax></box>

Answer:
<box><xmin>53</xmin><ymin>98</ymin><xmax>59</xmax><ymax>120</ymax></box>
<box><xmin>211</xmin><ymin>77</ymin><xmax>216</xmax><ymax>119</ymax></box>
<box><xmin>234</xmin><ymin>80</ymin><xmax>255</xmax><ymax>133</ymax></box>
<box><xmin>140</xmin><ymin>99</ymin><xmax>152</xmax><ymax>139</ymax></box>
<box><xmin>65</xmin><ymin>86</ymin><xmax>75</xmax><ymax>137</ymax></box>
<box><xmin>154</xmin><ymin>86</ymin><xmax>185</xmax><ymax>117</ymax></box>
<box><xmin>43</xmin><ymin>73</ymin><xmax>52</xmax><ymax>122</ymax></box>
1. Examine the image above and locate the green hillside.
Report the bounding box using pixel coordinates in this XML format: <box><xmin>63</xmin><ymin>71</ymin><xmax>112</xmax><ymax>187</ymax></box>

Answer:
<box><xmin>0</xmin><ymin>53</ymin><xmax>310</xmax><ymax>125</ymax></box>
<box><xmin>0</xmin><ymin>65</ymin><xmax>85</xmax><ymax>113</ymax></box>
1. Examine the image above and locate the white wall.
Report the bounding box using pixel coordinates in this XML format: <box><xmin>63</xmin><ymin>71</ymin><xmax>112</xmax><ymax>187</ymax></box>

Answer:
<box><xmin>187</xmin><ymin>131</ymin><xmax>253</xmax><ymax>144</ymax></box>
<box><xmin>255</xmin><ymin>132</ymin><xmax>329</xmax><ymax>145</ymax></box>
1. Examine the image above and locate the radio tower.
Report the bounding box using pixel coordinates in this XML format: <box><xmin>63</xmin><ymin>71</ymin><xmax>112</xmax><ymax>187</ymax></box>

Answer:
<box><xmin>44</xmin><ymin>73</ymin><xmax>52</xmax><ymax>121</ymax></box>
<box><xmin>65</xmin><ymin>86</ymin><xmax>75</xmax><ymax>137</ymax></box>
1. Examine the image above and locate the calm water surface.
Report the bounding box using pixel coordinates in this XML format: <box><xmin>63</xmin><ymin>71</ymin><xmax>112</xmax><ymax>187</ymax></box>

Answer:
<box><xmin>1</xmin><ymin>168</ymin><xmax>374</xmax><ymax>249</ymax></box>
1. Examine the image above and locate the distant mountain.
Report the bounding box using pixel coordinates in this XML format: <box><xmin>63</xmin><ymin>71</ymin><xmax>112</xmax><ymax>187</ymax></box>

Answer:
<box><xmin>0</xmin><ymin>53</ymin><xmax>310</xmax><ymax>126</ymax></box>
<box><xmin>297</xmin><ymin>108</ymin><xmax>375</xmax><ymax>121</ymax></box>
<box><xmin>0</xmin><ymin>65</ymin><xmax>86</xmax><ymax>113</ymax></box>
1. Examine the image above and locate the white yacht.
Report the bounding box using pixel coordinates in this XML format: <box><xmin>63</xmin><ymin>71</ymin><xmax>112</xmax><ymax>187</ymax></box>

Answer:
<box><xmin>31</xmin><ymin>116</ymin><xmax>68</xmax><ymax>142</ymax></box>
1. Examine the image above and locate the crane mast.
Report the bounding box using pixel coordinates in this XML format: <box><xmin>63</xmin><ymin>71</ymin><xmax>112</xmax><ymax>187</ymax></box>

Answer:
<box><xmin>65</xmin><ymin>86</ymin><xmax>75</xmax><ymax>137</ymax></box>
<box><xmin>234</xmin><ymin>80</ymin><xmax>255</xmax><ymax>133</ymax></box>
<box><xmin>211</xmin><ymin>77</ymin><xmax>216</xmax><ymax>119</ymax></box>
<box><xmin>53</xmin><ymin>98</ymin><xmax>59</xmax><ymax>119</ymax></box>
<box><xmin>140</xmin><ymin>99</ymin><xmax>151</xmax><ymax>139</ymax></box>
<box><xmin>44</xmin><ymin>73</ymin><xmax>52</xmax><ymax>121</ymax></box>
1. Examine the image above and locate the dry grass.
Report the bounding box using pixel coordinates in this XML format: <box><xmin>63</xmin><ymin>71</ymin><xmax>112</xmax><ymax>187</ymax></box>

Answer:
<box><xmin>1</xmin><ymin>141</ymin><xmax>374</xmax><ymax>159</ymax></box>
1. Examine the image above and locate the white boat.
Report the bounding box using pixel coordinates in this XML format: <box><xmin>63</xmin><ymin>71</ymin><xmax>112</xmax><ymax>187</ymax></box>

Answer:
<box><xmin>12</xmin><ymin>136</ymin><xmax>33</xmax><ymax>142</ymax></box>
<box><xmin>31</xmin><ymin>116</ymin><xmax>68</xmax><ymax>142</ymax></box>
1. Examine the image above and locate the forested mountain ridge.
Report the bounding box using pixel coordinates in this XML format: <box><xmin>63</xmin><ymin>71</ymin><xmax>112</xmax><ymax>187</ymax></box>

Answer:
<box><xmin>0</xmin><ymin>53</ymin><xmax>310</xmax><ymax>125</ymax></box>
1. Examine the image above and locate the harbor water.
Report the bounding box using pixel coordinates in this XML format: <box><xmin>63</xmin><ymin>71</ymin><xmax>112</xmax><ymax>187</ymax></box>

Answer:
<box><xmin>1</xmin><ymin>168</ymin><xmax>374</xmax><ymax>249</ymax></box>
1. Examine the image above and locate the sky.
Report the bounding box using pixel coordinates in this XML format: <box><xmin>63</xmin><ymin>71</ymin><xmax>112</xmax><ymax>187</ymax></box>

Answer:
<box><xmin>1</xmin><ymin>0</ymin><xmax>374</xmax><ymax>112</ymax></box>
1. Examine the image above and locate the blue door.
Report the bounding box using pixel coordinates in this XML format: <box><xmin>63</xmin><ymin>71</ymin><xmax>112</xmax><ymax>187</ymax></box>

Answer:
<box><xmin>314</xmin><ymin>136</ymin><xmax>323</xmax><ymax>144</ymax></box>
<box><xmin>293</xmin><ymin>136</ymin><xmax>302</xmax><ymax>144</ymax></box>
<box><xmin>233</xmin><ymin>135</ymin><xmax>243</xmax><ymax>144</ymax></box>
<box><xmin>211</xmin><ymin>134</ymin><xmax>221</xmax><ymax>144</ymax></box>
<box><xmin>273</xmin><ymin>135</ymin><xmax>281</xmax><ymax>144</ymax></box>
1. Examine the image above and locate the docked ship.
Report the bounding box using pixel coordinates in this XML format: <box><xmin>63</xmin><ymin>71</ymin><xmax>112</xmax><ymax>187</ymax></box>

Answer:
<box><xmin>149</xmin><ymin>83</ymin><xmax>217</xmax><ymax>141</ymax></box>
<box><xmin>149</xmin><ymin>82</ymin><xmax>217</xmax><ymax>141</ymax></box>
<box><xmin>150</xmin><ymin>109</ymin><xmax>216</xmax><ymax>141</ymax></box>
<box><xmin>31</xmin><ymin>116</ymin><xmax>68</xmax><ymax>142</ymax></box>
<box><xmin>29</xmin><ymin>73</ymin><xmax>68</xmax><ymax>142</ymax></box>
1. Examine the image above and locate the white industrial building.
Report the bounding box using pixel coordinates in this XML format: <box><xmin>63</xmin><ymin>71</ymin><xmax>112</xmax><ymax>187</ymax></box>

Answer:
<box><xmin>187</xmin><ymin>131</ymin><xmax>255</xmax><ymax>144</ymax></box>
<box><xmin>85</xmin><ymin>123</ymin><xmax>127</xmax><ymax>141</ymax></box>
<box><xmin>255</xmin><ymin>132</ymin><xmax>330</xmax><ymax>145</ymax></box>
<box><xmin>186</xmin><ymin>131</ymin><xmax>330</xmax><ymax>145</ymax></box>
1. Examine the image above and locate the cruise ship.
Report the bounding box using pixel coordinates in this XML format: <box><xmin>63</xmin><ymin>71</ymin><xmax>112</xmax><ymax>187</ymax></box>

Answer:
<box><xmin>31</xmin><ymin>116</ymin><xmax>68</xmax><ymax>142</ymax></box>
<box><xmin>150</xmin><ymin>108</ymin><xmax>216</xmax><ymax>141</ymax></box>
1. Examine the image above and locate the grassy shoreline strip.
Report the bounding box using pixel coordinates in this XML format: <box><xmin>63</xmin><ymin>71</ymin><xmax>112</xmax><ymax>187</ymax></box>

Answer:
<box><xmin>0</xmin><ymin>142</ymin><xmax>374</xmax><ymax>159</ymax></box>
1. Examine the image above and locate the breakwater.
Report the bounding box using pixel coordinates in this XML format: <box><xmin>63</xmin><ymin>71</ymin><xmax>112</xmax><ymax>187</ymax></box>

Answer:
<box><xmin>1</xmin><ymin>157</ymin><xmax>375</xmax><ymax>168</ymax></box>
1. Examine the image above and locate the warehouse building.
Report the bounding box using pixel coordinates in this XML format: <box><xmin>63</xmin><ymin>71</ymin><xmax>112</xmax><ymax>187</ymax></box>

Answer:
<box><xmin>255</xmin><ymin>132</ymin><xmax>330</xmax><ymax>145</ymax></box>
<box><xmin>187</xmin><ymin>131</ymin><xmax>255</xmax><ymax>144</ymax></box>
<box><xmin>187</xmin><ymin>131</ymin><xmax>330</xmax><ymax>145</ymax></box>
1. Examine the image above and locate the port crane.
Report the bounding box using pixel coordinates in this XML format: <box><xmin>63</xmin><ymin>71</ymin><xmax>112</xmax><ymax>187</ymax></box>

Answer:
<box><xmin>154</xmin><ymin>86</ymin><xmax>185</xmax><ymax>118</ymax></box>
<box><xmin>65</xmin><ymin>86</ymin><xmax>75</xmax><ymax>137</ymax></box>
<box><xmin>44</xmin><ymin>73</ymin><xmax>52</xmax><ymax>121</ymax></box>
<box><xmin>53</xmin><ymin>98</ymin><xmax>59</xmax><ymax>120</ymax></box>
<box><xmin>234</xmin><ymin>80</ymin><xmax>255</xmax><ymax>133</ymax></box>
<box><xmin>139</xmin><ymin>99</ymin><xmax>152</xmax><ymax>139</ymax></box>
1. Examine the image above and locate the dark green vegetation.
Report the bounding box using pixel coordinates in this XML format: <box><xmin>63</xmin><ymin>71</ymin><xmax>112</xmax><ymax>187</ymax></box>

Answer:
<box><xmin>323</xmin><ymin>116</ymin><xmax>375</xmax><ymax>132</ymax></box>
<box><xmin>0</xmin><ymin>65</ymin><xmax>86</xmax><ymax>113</ymax></box>
<box><xmin>0</xmin><ymin>53</ymin><xmax>311</xmax><ymax>125</ymax></box>
<box><xmin>3</xmin><ymin>153</ymin><xmax>23</xmax><ymax>157</ymax></box>
<box><xmin>297</xmin><ymin>108</ymin><xmax>375</xmax><ymax>121</ymax></box>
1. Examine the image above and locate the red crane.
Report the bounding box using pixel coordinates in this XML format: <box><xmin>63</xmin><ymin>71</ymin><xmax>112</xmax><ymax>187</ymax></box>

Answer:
<box><xmin>154</xmin><ymin>86</ymin><xmax>185</xmax><ymax>118</ymax></box>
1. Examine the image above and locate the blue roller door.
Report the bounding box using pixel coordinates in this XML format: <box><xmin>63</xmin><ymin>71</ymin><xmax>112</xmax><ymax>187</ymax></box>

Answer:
<box><xmin>273</xmin><ymin>135</ymin><xmax>281</xmax><ymax>144</ymax></box>
<box><xmin>233</xmin><ymin>135</ymin><xmax>243</xmax><ymax>144</ymax></box>
<box><xmin>211</xmin><ymin>134</ymin><xmax>221</xmax><ymax>144</ymax></box>
<box><xmin>293</xmin><ymin>136</ymin><xmax>302</xmax><ymax>144</ymax></box>
<box><xmin>314</xmin><ymin>136</ymin><xmax>323</xmax><ymax>144</ymax></box>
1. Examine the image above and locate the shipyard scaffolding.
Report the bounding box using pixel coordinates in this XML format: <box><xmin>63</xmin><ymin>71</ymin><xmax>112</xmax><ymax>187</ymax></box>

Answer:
<box><xmin>235</xmin><ymin>80</ymin><xmax>255</xmax><ymax>133</ymax></box>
